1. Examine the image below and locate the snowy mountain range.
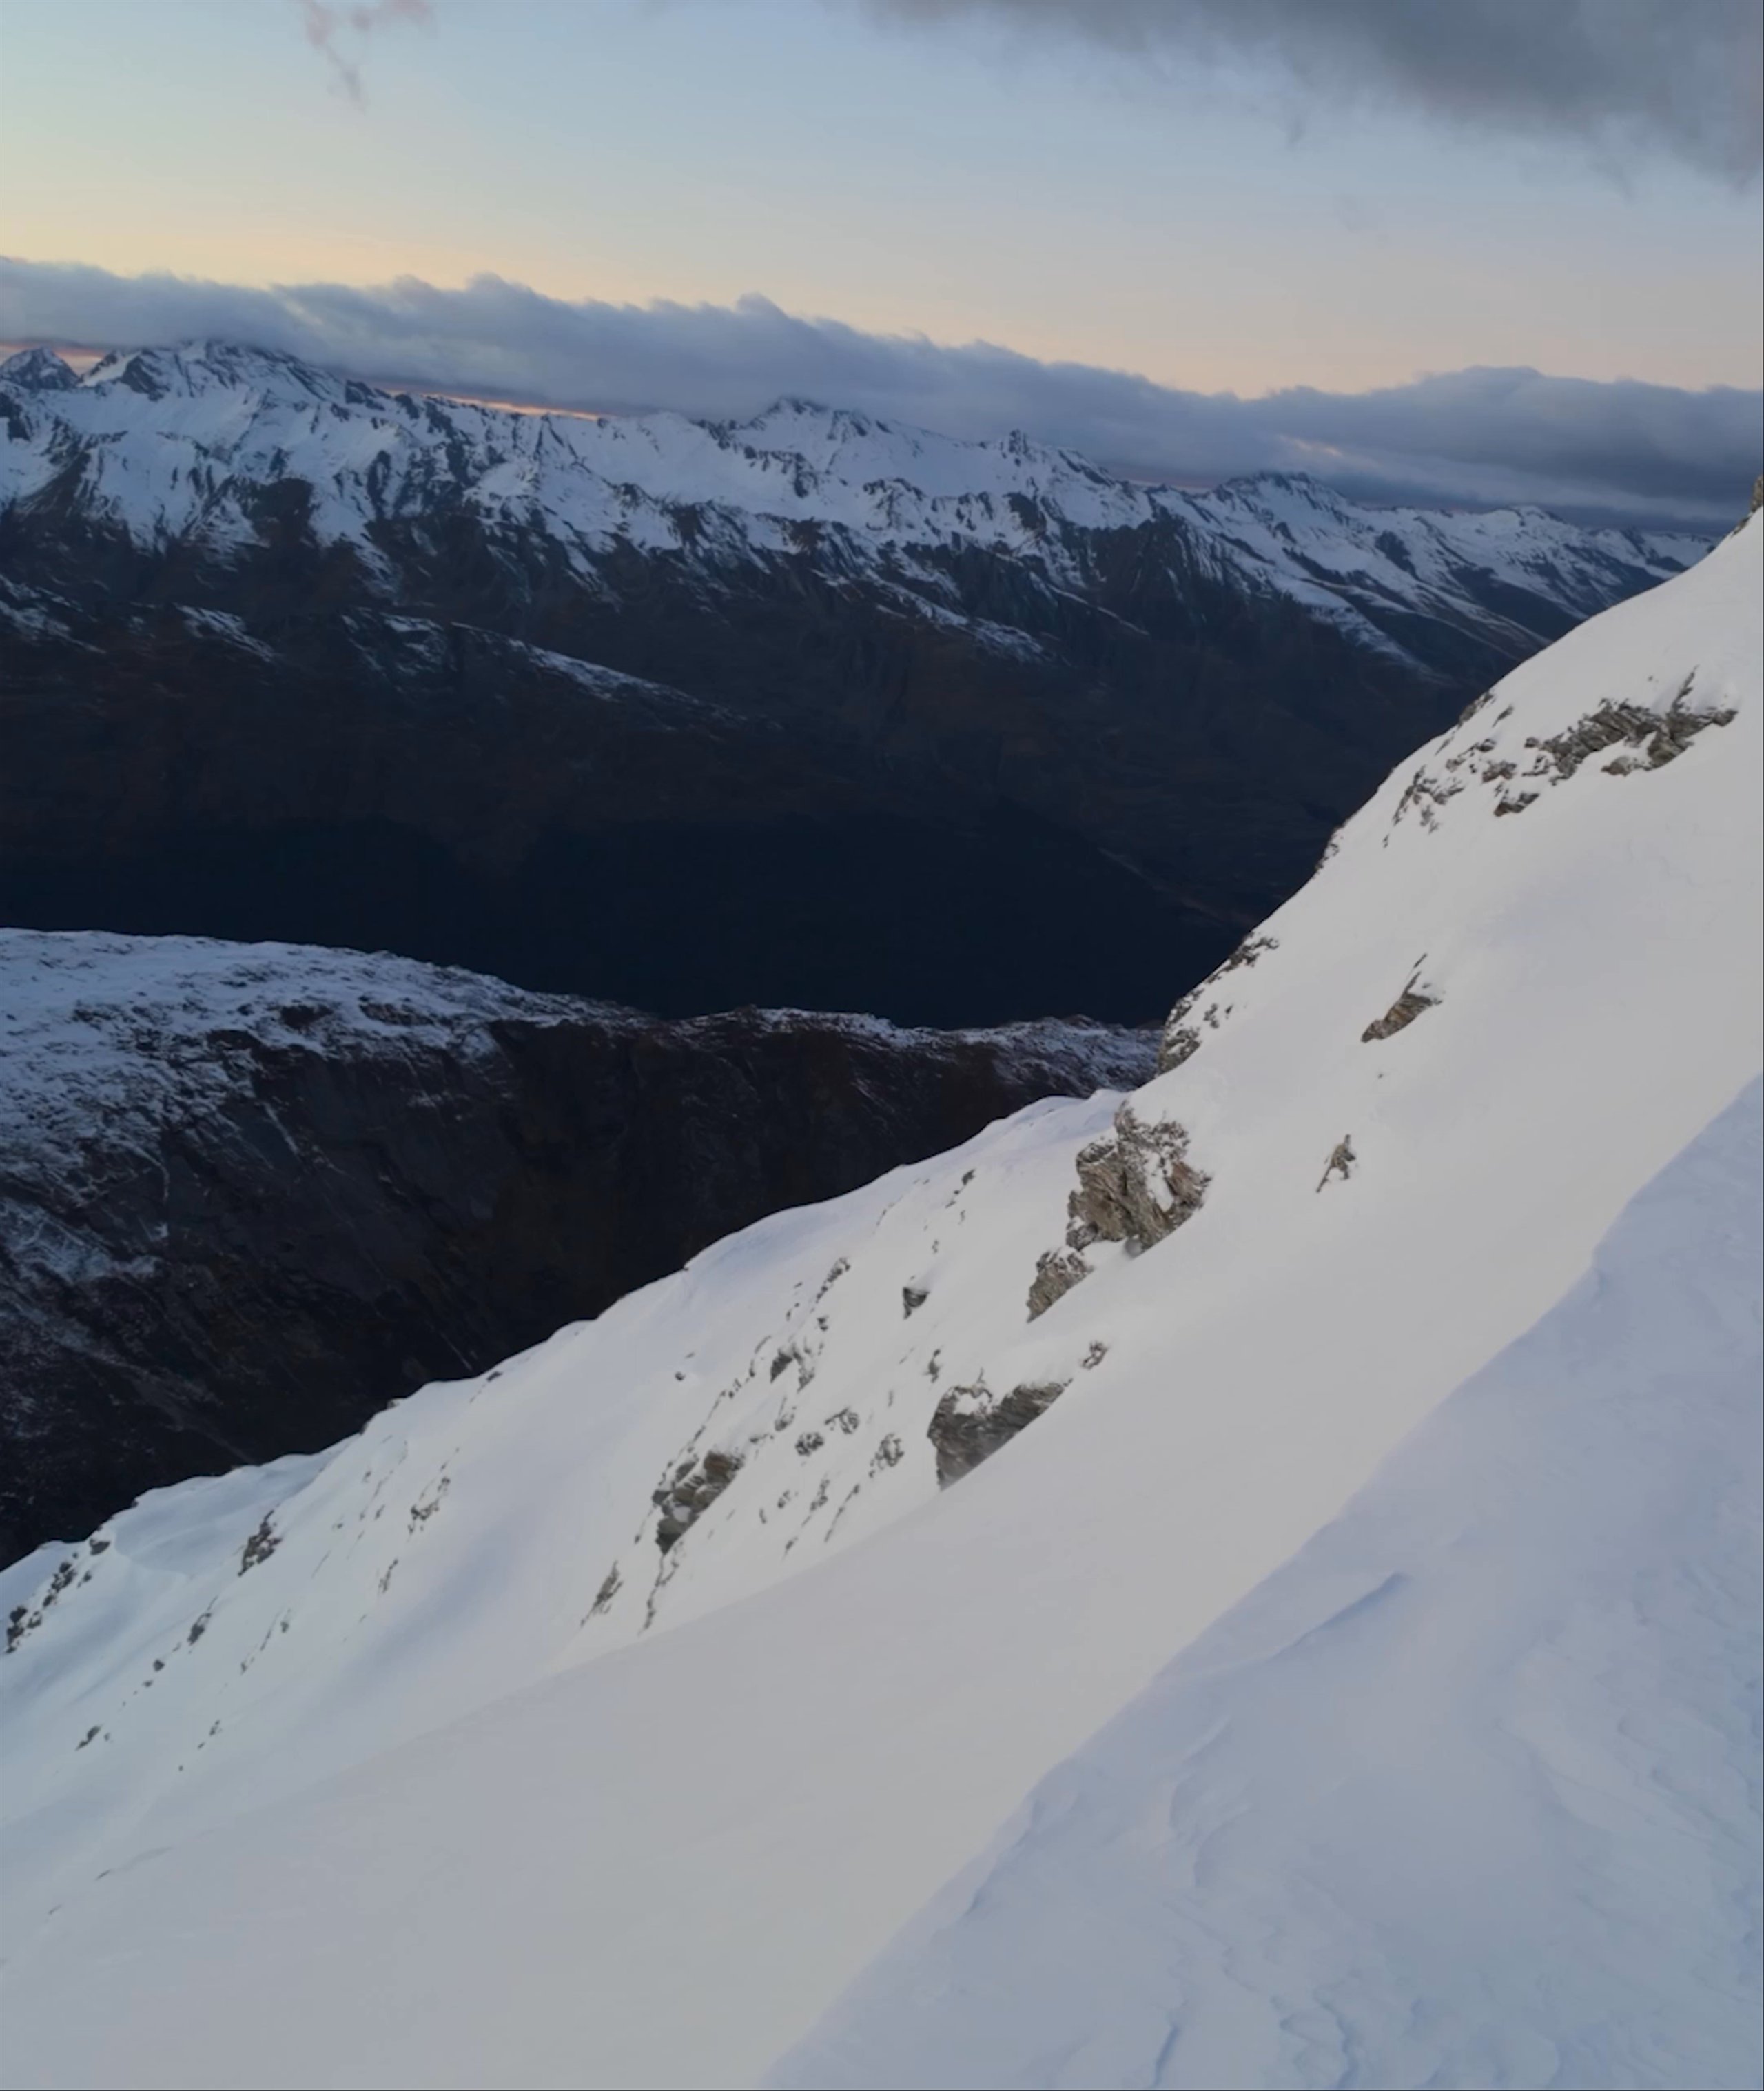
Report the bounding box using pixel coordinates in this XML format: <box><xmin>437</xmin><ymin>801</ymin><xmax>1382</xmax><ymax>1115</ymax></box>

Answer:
<box><xmin>1</xmin><ymin>340</ymin><xmax>1705</xmax><ymax>671</ymax></box>
<box><xmin>0</xmin><ymin>342</ymin><xmax>1714</xmax><ymax>1025</ymax></box>
<box><xmin>3</xmin><ymin>497</ymin><xmax>1756</xmax><ymax>2088</ymax></box>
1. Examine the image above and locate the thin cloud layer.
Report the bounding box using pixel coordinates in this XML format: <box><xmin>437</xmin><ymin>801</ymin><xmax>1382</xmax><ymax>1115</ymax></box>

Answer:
<box><xmin>3</xmin><ymin>258</ymin><xmax>1758</xmax><ymax>529</ymax></box>
<box><xmin>874</xmin><ymin>1</ymin><xmax>1764</xmax><ymax>184</ymax></box>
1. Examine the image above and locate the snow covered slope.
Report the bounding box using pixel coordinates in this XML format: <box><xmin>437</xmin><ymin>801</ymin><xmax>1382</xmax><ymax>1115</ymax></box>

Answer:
<box><xmin>1</xmin><ymin>518</ymin><xmax>1757</xmax><ymax>2090</ymax></box>
<box><xmin>1</xmin><ymin>342</ymin><xmax>1703</xmax><ymax>670</ymax></box>
<box><xmin>776</xmin><ymin>1078</ymin><xmax>1763</xmax><ymax>2091</ymax></box>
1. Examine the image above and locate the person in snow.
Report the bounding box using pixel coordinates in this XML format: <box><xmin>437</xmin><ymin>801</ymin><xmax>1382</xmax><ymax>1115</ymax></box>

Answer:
<box><xmin>1317</xmin><ymin>1135</ymin><xmax>1356</xmax><ymax>1191</ymax></box>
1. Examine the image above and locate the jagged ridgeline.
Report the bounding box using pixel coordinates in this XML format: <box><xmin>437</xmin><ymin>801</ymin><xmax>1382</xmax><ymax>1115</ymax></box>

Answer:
<box><xmin>0</xmin><ymin>343</ymin><xmax>1708</xmax><ymax>1025</ymax></box>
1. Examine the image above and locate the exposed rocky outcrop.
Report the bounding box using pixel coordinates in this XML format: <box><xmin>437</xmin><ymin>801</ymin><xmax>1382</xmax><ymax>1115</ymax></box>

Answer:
<box><xmin>1362</xmin><ymin>982</ymin><xmax>1440</xmax><ymax>1042</ymax></box>
<box><xmin>653</xmin><ymin>1450</ymin><xmax>744</xmax><ymax>1552</ymax></box>
<box><xmin>1387</xmin><ymin>667</ymin><xmax>1741</xmax><ymax>831</ymax></box>
<box><xmin>1067</xmin><ymin>1106</ymin><xmax>1210</xmax><ymax>1253</ymax></box>
<box><xmin>0</xmin><ymin>930</ymin><xmax>1157</xmax><ymax>1563</ymax></box>
<box><xmin>237</xmin><ymin>1515</ymin><xmax>280</xmax><ymax>1576</ymax></box>
<box><xmin>1027</xmin><ymin>1103</ymin><xmax>1209</xmax><ymax>1318</ymax></box>
<box><xmin>928</xmin><ymin>1379</ymin><xmax>1070</xmax><ymax>1486</ymax></box>
<box><xmin>1027</xmin><ymin>1247</ymin><xmax>1093</xmax><ymax>1321</ymax></box>
<box><xmin>1523</xmin><ymin>680</ymin><xmax>1738</xmax><ymax>784</ymax></box>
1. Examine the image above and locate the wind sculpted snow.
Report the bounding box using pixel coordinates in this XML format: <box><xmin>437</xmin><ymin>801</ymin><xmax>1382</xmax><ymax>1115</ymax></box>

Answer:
<box><xmin>1</xmin><ymin>518</ymin><xmax>1758</xmax><ymax>2090</ymax></box>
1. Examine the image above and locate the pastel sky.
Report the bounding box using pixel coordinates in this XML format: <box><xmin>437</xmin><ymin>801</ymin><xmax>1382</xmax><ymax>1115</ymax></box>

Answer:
<box><xmin>6</xmin><ymin>0</ymin><xmax>1760</xmax><ymax>392</ymax></box>
<box><xmin>2</xmin><ymin>2</ymin><xmax>1760</xmax><ymax>524</ymax></box>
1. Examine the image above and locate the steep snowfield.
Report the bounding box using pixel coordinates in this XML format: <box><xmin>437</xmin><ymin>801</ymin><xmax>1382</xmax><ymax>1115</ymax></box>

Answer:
<box><xmin>777</xmin><ymin>1079</ymin><xmax>1763</xmax><ymax>2091</ymax></box>
<box><xmin>0</xmin><ymin>342</ymin><xmax>1704</xmax><ymax>667</ymax></box>
<box><xmin>1</xmin><ymin>519</ymin><xmax>1757</xmax><ymax>2090</ymax></box>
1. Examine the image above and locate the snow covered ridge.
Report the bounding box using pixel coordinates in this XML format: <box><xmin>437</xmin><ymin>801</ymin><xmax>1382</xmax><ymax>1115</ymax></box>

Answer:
<box><xmin>1</xmin><ymin>520</ymin><xmax>1758</xmax><ymax>2090</ymax></box>
<box><xmin>0</xmin><ymin>930</ymin><xmax>1153</xmax><ymax>1218</ymax></box>
<box><xmin>0</xmin><ymin>928</ymin><xmax>1156</xmax><ymax>1562</ymax></box>
<box><xmin>0</xmin><ymin>341</ymin><xmax>1707</xmax><ymax>669</ymax></box>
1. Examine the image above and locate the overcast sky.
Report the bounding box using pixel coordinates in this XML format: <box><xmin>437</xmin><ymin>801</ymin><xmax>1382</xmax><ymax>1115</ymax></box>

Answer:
<box><xmin>2</xmin><ymin>1</ymin><xmax>1759</xmax><ymax>525</ymax></box>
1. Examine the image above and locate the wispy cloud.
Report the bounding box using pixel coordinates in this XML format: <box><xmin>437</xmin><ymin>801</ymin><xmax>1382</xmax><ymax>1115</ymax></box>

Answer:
<box><xmin>4</xmin><ymin>258</ymin><xmax>1758</xmax><ymax>529</ymax></box>
<box><xmin>296</xmin><ymin>0</ymin><xmax>431</xmax><ymax>105</ymax></box>
<box><xmin>872</xmin><ymin>1</ymin><xmax>1764</xmax><ymax>184</ymax></box>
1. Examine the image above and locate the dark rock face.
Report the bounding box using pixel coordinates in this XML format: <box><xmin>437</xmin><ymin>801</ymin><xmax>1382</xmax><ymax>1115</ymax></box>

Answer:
<box><xmin>0</xmin><ymin>931</ymin><xmax>1156</xmax><ymax>1563</ymax></box>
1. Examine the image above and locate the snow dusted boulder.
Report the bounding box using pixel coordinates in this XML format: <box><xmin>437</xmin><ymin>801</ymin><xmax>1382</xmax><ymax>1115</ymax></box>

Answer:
<box><xmin>1</xmin><ymin>518</ymin><xmax>1758</xmax><ymax>2091</ymax></box>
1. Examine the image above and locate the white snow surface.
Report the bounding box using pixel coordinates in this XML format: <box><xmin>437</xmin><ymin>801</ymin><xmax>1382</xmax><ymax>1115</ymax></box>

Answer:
<box><xmin>1</xmin><ymin>520</ymin><xmax>1758</xmax><ymax>2090</ymax></box>
<box><xmin>0</xmin><ymin>342</ymin><xmax>1706</xmax><ymax>666</ymax></box>
<box><xmin>775</xmin><ymin>1076</ymin><xmax>1764</xmax><ymax>2091</ymax></box>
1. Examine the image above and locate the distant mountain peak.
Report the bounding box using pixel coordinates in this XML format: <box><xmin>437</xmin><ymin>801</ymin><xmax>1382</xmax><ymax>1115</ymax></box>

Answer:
<box><xmin>0</xmin><ymin>346</ymin><xmax>77</xmax><ymax>391</ymax></box>
<box><xmin>74</xmin><ymin>340</ymin><xmax>341</xmax><ymax>406</ymax></box>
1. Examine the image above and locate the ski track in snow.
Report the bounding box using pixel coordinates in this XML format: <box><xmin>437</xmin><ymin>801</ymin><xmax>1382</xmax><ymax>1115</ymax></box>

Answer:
<box><xmin>0</xmin><ymin>518</ymin><xmax>1757</xmax><ymax>2091</ymax></box>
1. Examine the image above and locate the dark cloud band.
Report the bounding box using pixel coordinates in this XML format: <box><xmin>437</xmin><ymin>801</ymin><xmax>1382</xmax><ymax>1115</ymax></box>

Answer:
<box><xmin>872</xmin><ymin>1</ymin><xmax>1763</xmax><ymax>184</ymax></box>
<box><xmin>3</xmin><ymin>257</ymin><xmax>1758</xmax><ymax>529</ymax></box>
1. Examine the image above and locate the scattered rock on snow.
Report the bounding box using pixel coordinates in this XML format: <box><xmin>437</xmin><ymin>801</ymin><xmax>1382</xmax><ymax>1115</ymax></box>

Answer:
<box><xmin>6</xmin><ymin>1556</ymin><xmax>81</xmax><ymax>1653</ymax></box>
<box><xmin>1523</xmin><ymin>680</ymin><xmax>1736</xmax><ymax>784</ymax></box>
<box><xmin>1157</xmin><ymin>935</ymin><xmax>1278</xmax><ymax>1072</ymax></box>
<box><xmin>238</xmin><ymin>1516</ymin><xmax>280</xmax><ymax>1576</ymax></box>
